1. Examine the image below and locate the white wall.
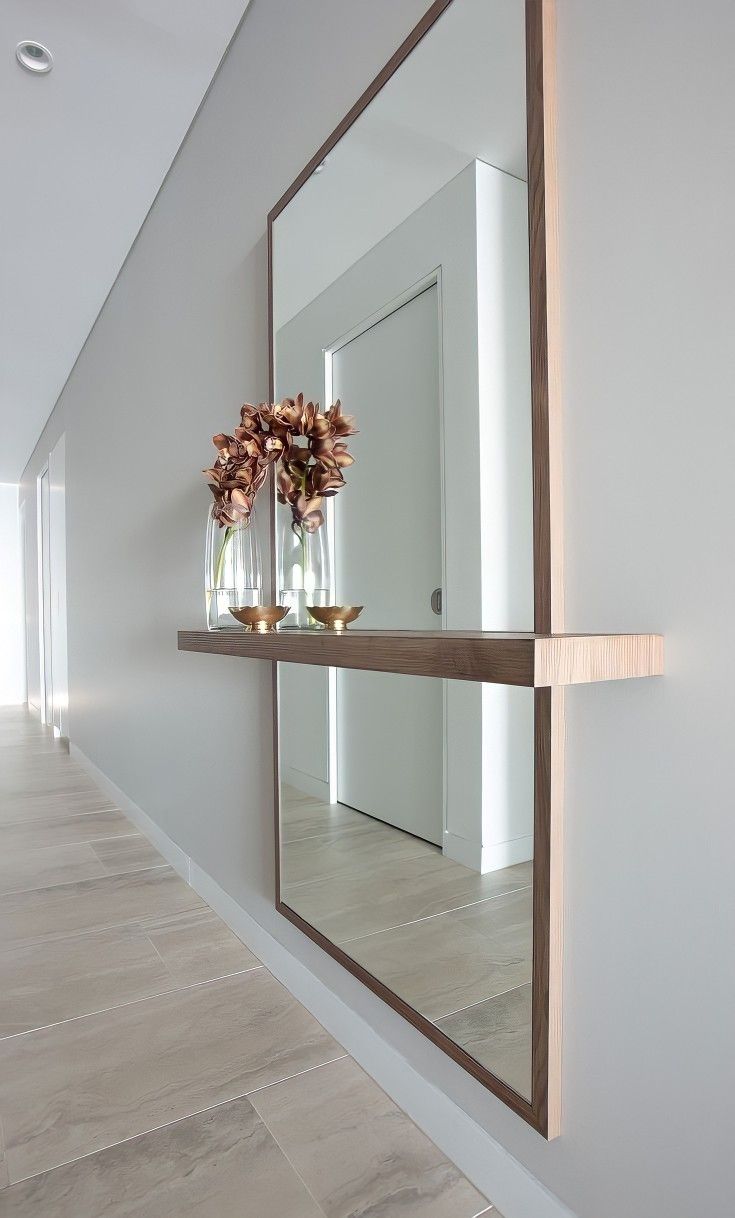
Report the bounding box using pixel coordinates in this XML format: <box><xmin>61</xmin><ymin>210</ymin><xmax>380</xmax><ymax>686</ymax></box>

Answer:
<box><xmin>18</xmin><ymin>2</ymin><xmax>735</xmax><ymax>1216</ymax></box>
<box><xmin>0</xmin><ymin>483</ymin><xmax>25</xmax><ymax>705</ymax></box>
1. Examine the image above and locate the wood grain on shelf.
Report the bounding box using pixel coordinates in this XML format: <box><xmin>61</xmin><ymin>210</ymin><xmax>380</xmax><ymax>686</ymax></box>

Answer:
<box><xmin>177</xmin><ymin>629</ymin><xmax>663</xmax><ymax>688</ymax></box>
<box><xmin>534</xmin><ymin>633</ymin><xmax>664</xmax><ymax>686</ymax></box>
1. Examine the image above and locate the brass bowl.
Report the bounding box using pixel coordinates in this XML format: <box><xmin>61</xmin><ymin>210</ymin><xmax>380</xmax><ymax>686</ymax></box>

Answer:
<box><xmin>307</xmin><ymin>605</ymin><xmax>364</xmax><ymax>632</ymax></box>
<box><xmin>229</xmin><ymin>605</ymin><xmax>288</xmax><ymax>633</ymax></box>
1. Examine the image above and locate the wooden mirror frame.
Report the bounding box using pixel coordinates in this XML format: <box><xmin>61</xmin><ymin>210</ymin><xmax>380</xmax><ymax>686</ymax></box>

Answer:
<box><xmin>266</xmin><ymin>0</ymin><xmax>562</xmax><ymax>1138</ymax></box>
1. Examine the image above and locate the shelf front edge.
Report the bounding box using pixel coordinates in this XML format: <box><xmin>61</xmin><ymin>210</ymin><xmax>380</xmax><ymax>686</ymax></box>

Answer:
<box><xmin>177</xmin><ymin>630</ymin><xmax>536</xmax><ymax>685</ymax></box>
<box><xmin>178</xmin><ymin>630</ymin><xmax>663</xmax><ymax>687</ymax></box>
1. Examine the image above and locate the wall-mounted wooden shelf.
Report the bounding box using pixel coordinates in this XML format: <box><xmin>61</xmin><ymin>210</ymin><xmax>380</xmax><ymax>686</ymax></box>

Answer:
<box><xmin>177</xmin><ymin>629</ymin><xmax>663</xmax><ymax>688</ymax></box>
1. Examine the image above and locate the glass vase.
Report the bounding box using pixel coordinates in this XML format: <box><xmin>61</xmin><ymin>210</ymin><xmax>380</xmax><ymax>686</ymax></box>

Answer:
<box><xmin>205</xmin><ymin>506</ymin><xmax>263</xmax><ymax>630</ymax></box>
<box><xmin>277</xmin><ymin>508</ymin><xmax>331</xmax><ymax>628</ymax></box>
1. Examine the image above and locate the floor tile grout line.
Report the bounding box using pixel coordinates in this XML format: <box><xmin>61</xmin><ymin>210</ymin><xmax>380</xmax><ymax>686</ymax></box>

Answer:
<box><xmin>0</xmin><ymin>862</ymin><xmax>171</xmax><ymax>901</ymax></box>
<box><xmin>433</xmin><ymin>980</ymin><xmax>531</xmax><ymax>1025</ymax></box>
<box><xmin>0</xmin><ymin>896</ymin><xmax>213</xmax><ymax>957</ymax></box>
<box><xmin>248</xmin><ymin>1095</ymin><xmax>334</xmax><ymax>1218</ymax></box>
<box><xmin>0</xmin><ymin>806</ymin><xmax>127</xmax><ymax>829</ymax></box>
<box><xmin>282</xmin><ymin>845</ymin><xmax>438</xmax><ymax>891</ymax></box>
<box><xmin>4</xmin><ymin>1054</ymin><xmax>350</xmax><ymax>1190</ymax></box>
<box><xmin>325</xmin><ymin>884</ymin><xmax>533</xmax><ymax>946</ymax></box>
<box><xmin>251</xmin><ymin>1057</ymin><xmax>492</xmax><ymax>1218</ymax></box>
<box><xmin>0</xmin><ymin>963</ymin><xmax>266</xmax><ymax>1044</ymax></box>
<box><xmin>0</xmin><ymin>831</ymin><xmax>146</xmax><ymax>858</ymax></box>
<box><xmin>245</xmin><ymin>1052</ymin><xmax>351</xmax><ymax>1099</ymax></box>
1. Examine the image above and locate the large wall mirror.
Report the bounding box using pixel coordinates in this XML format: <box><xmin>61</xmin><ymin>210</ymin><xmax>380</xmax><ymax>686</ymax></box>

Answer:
<box><xmin>268</xmin><ymin>0</ymin><xmax>560</xmax><ymax>1136</ymax></box>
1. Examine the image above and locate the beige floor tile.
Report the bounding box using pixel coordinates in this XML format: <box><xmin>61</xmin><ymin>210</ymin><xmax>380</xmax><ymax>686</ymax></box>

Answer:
<box><xmin>344</xmin><ymin>890</ymin><xmax>533</xmax><ymax>1021</ymax></box>
<box><xmin>89</xmin><ymin>835</ymin><xmax>165</xmax><ymax>875</ymax></box>
<box><xmin>0</xmin><ymin>790</ymin><xmax>118</xmax><ymax>826</ymax></box>
<box><xmin>0</xmin><ymin>843</ymin><xmax>107</xmax><ymax>896</ymax></box>
<box><xmin>283</xmin><ymin>852</ymin><xmax>532</xmax><ymax>942</ymax></box>
<box><xmin>0</xmin><ymin>1119</ymin><xmax>7</xmax><ymax>1189</ymax></box>
<box><xmin>0</xmin><ymin>969</ymin><xmax>344</xmax><ymax>1181</ymax></box>
<box><xmin>0</xmin><ymin>925</ymin><xmax>176</xmax><ymax>1036</ymax></box>
<box><xmin>251</xmin><ymin>1056</ymin><xmax>489</xmax><ymax>1218</ymax></box>
<box><xmin>281</xmin><ymin>824</ymin><xmax>437</xmax><ymax>888</ymax></box>
<box><xmin>0</xmin><ymin>772</ymin><xmax>100</xmax><ymax>803</ymax></box>
<box><xmin>139</xmin><ymin>908</ymin><xmax>261</xmax><ymax>986</ymax></box>
<box><xmin>436</xmin><ymin>985</ymin><xmax>532</xmax><ymax>1100</ymax></box>
<box><xmin>0</xmin><ymin>867</ymin><xmax>205</xmax><ymax>950</ymax></box>
<box><xmin>0</xmin><ymin>809</ymin><xmax>131</xmax><ymax>852</ymax></box>
<box><xmin>0</xmin><ymin>1098</ymin><xmax>323</xmax><ymax>1216</ymax></box>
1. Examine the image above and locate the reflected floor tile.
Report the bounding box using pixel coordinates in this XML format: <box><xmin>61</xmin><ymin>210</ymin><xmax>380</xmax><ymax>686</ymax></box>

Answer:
<box><xmin>0</xmin><ymin>809</ymin><xmax>134</xmax><ymax>853</ymax></box>
<box><xmin>139</xmin><ymin>908</ymin><xmax>261</xmax><ymax>986</ymax></box>
<box><xmin>282</xmin><ymin>826</ymin><xmax>438</xmax><ymax>888</ymax></box>
<box><xmin>0</xmin><ymin>969</ymin><xmax>344</xmax><ymax>1182</ymax></box>
<box><xmin>0</xmin><ymin>842</ymin><xmax>106</xmax><ymax>896</ymax></box>
<box><xmin>0</xmin><ymin>867</ymin><xmax>205</xmax><ymax>950</ymax></box>
<box><xmin>436</xmin><ymin>984</ymin><xmax>532</xmax><ymax>1100</ymax></box>
<box><xmin>280</xmin><ymin>793</ymin><xmax>392</xmax><ymax>844</ymax></box>
<box><xmin>283</xmin><ymin>852</ymin><xmax>531</xmax><ymax>941</ymax></box>
<box><xmin>0</xmin><ymin>1097</ymin><xmax>323</xmax><ymax>1217</ymax></box>
<box><xmin>251</xmin><ymin>1056</ymin><xmax>489</xmax><ymax>1218</ymax></box>
<box><xmin>0</xmin><ymin>925</ymin><xmax>175</xmax><ymax>1036</ymax></box>
<box><xmin>89</xmin><ymin>834</ymin><xmax>165</xmax><ymax>875</ymax></box>
<box><xmin>450</xmin><ymin>888</ymin><xmax>533</xmax><ymax>953</ymax></box>
<box><xmin>345</xmin><ymin>890</ymin><xmax>533</xmax><ymax>1021</ymax></box>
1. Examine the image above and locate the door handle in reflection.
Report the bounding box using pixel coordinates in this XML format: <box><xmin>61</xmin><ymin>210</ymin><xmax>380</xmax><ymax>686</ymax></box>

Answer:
<box><xmin>431</xmin><ymin>587</ymin><xmax>442</xmax><ymax>616</ymax></box>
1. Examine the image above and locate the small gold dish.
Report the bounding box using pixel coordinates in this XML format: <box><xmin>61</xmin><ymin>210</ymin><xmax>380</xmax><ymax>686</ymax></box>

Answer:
<box><xmin>307</xmin><ymin>605</ymin><xmax>364</xmax><ymax>632</ymax></box>
<box><xmin>229</xmin><ymin>605</ymin><xmax>288</xmax><ymax>633</ymax></box>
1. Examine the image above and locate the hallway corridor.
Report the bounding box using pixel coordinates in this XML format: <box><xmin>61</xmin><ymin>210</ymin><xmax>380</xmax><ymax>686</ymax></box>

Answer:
<box><xmin>0</xmin><ymin>707</ymin><xmax>494</xmax><ymax>1217</ymax></box>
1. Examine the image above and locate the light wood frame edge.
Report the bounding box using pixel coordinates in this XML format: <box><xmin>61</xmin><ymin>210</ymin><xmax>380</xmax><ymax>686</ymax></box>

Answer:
<box><xmin>528</xmin><ymin>0</ymin><xmax>563</xmax><ymax>1138</ymax></box>
<box><xmin>266</xmin><ymin>0</ymin><xmax>562</xmax><ymax>1139</ymax></box>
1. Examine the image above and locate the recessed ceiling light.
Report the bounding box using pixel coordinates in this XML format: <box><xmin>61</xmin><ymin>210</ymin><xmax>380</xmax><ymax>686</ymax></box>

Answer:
<box><xmin>16</xmin><ymin>41</ymin><xmax>53</xmax><ymax>74</ymax></box>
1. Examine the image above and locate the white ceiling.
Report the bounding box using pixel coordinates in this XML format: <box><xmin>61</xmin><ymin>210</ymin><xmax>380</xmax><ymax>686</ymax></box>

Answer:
<box><xmin>0</xmin><ymin>0</ymin><xmax>249</xmax><ymax>481</ymax></box>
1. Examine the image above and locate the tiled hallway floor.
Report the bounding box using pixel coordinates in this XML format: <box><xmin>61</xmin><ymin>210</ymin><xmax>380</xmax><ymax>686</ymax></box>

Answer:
<box><xmin>0</xmin><ymin>707</ymin><xmax>495</xmax><ymax>1217</ymax></box>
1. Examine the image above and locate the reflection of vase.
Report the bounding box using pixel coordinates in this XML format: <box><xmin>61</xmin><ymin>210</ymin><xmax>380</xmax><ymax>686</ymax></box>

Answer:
<box><xmin>205</xmin><ymin>506</ymin><xmax>263</xmax><ymax>630</ymax></box>
<box><xmin>278</xmin><ymin>509</ymin><xmax>331</xmax><ymax>628</ymax></box>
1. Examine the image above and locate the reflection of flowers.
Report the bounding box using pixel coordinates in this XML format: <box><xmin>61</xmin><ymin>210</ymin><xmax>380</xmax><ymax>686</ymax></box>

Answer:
<box><xmin>276</xmin><ymin>395</ymin><xmax>357</xmax><ymax>534</ymax></box>
<box><xmin>203</xmin><ymin>394</ymin><xmax>357</xmax><ymax>534</ymax></box>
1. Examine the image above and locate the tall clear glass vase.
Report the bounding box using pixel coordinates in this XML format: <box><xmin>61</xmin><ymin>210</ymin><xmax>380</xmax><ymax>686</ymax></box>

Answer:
<box><xmin>205</xmin><ymin>506</ymin><xmax>263</xmax><ymax>629</ymax></box>
<box><xmin>277</xmin><ymin>509</ymin><xmax>331</xmax><ymax>628</ymax></box>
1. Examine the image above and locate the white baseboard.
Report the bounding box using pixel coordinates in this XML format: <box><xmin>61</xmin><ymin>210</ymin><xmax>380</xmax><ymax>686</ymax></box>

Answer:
<box><xmin>443</xmin><ymin>830</ymin><xmax>534</xmax><ymax>873</ymax></box>
<box><xmin>70</xmin><ymin>740</ymin><xmax>574</xmax><ymax>1218</ymax></box>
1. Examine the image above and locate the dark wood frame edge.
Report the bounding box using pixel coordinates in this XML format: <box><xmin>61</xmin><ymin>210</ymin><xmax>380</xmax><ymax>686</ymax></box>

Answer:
<box><xmin>266</xmin><ymin>0</ymin><xmax>560</xmax><ymax>1139</ymax></box>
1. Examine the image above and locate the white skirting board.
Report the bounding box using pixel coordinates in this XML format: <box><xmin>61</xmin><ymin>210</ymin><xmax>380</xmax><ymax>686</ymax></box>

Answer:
<box><xmin>69</xmin><ymin>740</ymin><xmax>574</xmax><ymax>1218</ymax></box>
<box><xmin>443</xmin><ymin>829</ymin><xmax>534</xmax><ymax>873</ymax></box>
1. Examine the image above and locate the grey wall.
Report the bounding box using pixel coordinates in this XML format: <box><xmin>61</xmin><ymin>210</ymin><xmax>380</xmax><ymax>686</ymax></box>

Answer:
<box><xmin>19</xmin><ymin>2</ymin><xmax>735</xmax><ymax>1216</ymax></box>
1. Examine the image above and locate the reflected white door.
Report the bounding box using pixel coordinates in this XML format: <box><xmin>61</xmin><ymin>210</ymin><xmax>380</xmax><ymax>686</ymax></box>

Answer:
<box><xmin>48</xmin><ymin>435</ymin><xmax>68</xmax><ymax>737</ymax></box>
<box><xmin>332</xmin><ymin>284</ymin><xmax>443</xmax><ymax>844</ymax></box>
<box><xmin>37</xmin><ymin>437</ymin><xmax>68</xmax><ymax>737</ymax></box>
<box><xmin>38</xmin><ymin>467</ymin><xmax>52</xmax><ymax>727</ymax></box>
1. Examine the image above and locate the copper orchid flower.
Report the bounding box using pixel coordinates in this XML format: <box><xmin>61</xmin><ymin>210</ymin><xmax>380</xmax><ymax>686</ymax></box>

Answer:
<box><xmin>204</xmin><ymin>394</ymin><xmax>357</xmax><ymax>531</ymax></box>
